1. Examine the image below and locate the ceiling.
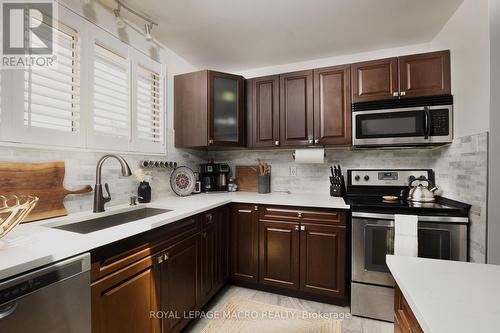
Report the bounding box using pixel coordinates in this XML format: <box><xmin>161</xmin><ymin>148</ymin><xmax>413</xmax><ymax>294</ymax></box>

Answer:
<box><xmin>105</xmin><ymin>0</ymin><xmax>464</xmax><ymax>72</ymax></box>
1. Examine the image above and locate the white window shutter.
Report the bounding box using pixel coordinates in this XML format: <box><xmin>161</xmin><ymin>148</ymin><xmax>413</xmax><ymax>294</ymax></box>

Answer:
<box><xmin>6</xmin><ymin>7</ymin><xmax>87</xmax><ymax>147</ymax></box>
<box><xmin>87</xmin><ymin>26</ymin><xmax>131</xmax><ymax>151</ymax></box>
<box><xmin>130</xmin><ymin>49</ymin><xmax>165</xmax><ymax>154</ymax></box>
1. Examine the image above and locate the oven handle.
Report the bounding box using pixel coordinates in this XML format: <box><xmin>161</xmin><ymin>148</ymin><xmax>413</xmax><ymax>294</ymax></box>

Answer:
<box><xmin>424</xmin><ymin>106</ymin><xmax>431</xmax><ymax>139</ymax></box>
<box><xmin>352</xmin><ymin>212</ymin><xmax>469</xmax><ymax>223</ymax></box>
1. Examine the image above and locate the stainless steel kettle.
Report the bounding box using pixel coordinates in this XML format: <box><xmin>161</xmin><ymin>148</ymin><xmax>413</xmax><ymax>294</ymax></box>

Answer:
<box><xmin>407</xmin><ymin>176</ymin><xmax>438</xmax><ymax>202</ymax></box>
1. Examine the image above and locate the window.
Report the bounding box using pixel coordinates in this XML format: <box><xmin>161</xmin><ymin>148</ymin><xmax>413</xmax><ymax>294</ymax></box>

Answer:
<box><xmin>93</xmin><ymin>44</ymin><xmax>129</xmax><ymax>138</ymax></box>
<box><xmin>137</xmin><ymin>65</ymin><xmax>162</xmax><ymax>143</ymax></box>
<box><xmin>24</xmin><ymin>16</ymin><xmax>80</xmax><ymax>133</ymax></box>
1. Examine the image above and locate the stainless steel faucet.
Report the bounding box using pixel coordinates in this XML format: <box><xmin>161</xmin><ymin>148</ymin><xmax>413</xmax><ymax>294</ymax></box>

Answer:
<box><xmin>93</xmin><ymin>154</ymin><xmax>132</xmax><ymax>213</ymax></box>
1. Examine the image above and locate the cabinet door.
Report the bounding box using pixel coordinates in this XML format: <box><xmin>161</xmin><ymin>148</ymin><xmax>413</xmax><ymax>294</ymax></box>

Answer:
<box><xmin>351</xmin><ymin>58</ymin><xmax>399</xmax><ymax>103</ymax></box>
<box><xmin>158</xmin><ymin>235</ymin><xmax>199</xmax><ymax>333</ymax></box>
<box><xmin>208</xmin><ymin>71</ymin><xmax>245</xmax><ymax>147</ymax></box>
<box><xmin>313</xmin><ymin>65</ymin><xmax>351</xmax><ymax>145</ymax></box>
<box><xmin>91</xmin><ymin>255</ymin><xmax>160</xmax><ymax>333</ymax></box>
<box><xmin>230</xmin><ymin>204</ymin><xmax>259</xmax><ymax>282</ymax></box>
<box><xmin>258</xmin><ymin>219</ymin><xmax>300</xmax><ymax>289</ymax></box>
<box><xmin>399</xmin><ymin>50</ymin><xmax>451</xmax><ymax>98</ymax></box>
<box><xmin>280</xmin><ymin>70</ymin><xmax>314</xmax><ymax>146</ymax></box>
<box><xmin>249</xmin><ymin>75</ymin><xmax>280</xmax><ymax>147</ymax></box>
<box><xmin>201</xmin><ymin>212</ymin><xmax>217</xmax><ymax>303</ymax></box>
<box><xmin>299</xmin><ymin>223</ymin><xmax>346</xmax><ymax>299</ymax></box>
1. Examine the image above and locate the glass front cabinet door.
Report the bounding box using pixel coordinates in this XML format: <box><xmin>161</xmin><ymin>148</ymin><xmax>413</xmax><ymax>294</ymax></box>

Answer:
<box><xmin>208</xmin><ymin>71</ymin><xmax>245</xmax><ymax>147</ymax></box>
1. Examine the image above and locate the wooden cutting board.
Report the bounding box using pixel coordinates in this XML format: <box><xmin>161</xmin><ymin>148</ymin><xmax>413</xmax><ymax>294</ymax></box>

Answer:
<box><xmin>0</xmin><ymin>161</ymin><xmax>93</xmax><ymax>222</ymax></box>
<box><xmin>235</xmin><ymin>165</ymin><xmax>259</xmax><ymax>192</ymax></box>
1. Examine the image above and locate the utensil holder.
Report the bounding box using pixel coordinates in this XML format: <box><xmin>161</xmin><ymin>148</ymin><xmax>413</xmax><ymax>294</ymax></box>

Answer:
<box><xmin>258</xmin><ymin>175</ymin><xmax>271</xmax><ymax>194</ymax></box>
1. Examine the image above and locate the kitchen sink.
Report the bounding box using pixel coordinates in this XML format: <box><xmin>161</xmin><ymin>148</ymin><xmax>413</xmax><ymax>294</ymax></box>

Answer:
<box><xmin>53</xmin><ymin>208</ymin><xmax>172</xmax><ymax>234</ymax></box>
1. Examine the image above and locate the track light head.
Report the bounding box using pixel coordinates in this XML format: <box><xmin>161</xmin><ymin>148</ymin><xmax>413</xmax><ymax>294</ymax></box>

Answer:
<box><xmin>114</xmin><ymin>9</ymin><xmax>126</xmax><ymax>29</ymax></box>
<box><xmin>144</xmin><ymin>23</ymin><xmax>153</xmax><ymax>41</ymax></box>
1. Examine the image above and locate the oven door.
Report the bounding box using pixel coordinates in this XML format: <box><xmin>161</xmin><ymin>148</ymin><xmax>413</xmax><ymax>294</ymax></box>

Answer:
<box><xmin>352</xmin><ymin>214</ymin><xmax>467</xmax><ymax>287</ymax></box>
<box><xmin>352</xmin><ymin>105</ymin><xmax>452</xmax><ymax>146</ymax></box>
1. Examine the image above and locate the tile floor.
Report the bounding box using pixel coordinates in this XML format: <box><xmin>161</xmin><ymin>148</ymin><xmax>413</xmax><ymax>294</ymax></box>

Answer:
<box><xmin>184</xmin><ymin>285</ymin><xmax>393</xmax><ymax>333</ymax></box>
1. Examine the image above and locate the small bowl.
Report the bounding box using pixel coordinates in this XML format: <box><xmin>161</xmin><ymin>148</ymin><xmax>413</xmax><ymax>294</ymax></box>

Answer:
<box><xmin>382</xmin><ymin>195</ymin><xmax>399</xmax><ymax>202</ymax></box>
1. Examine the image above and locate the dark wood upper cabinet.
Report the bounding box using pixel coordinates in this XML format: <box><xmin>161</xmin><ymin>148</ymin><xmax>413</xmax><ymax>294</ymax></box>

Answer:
<box><xmin>313</xmin><ymin>65</ymin><xmax>351</xmax><ymax>145</ymax></box>
<box><xmin>399</xmin><ymin>50</ymin><xmax>451</xmax><ymax>98</ymax></box>
<box><xmin>174</xmin><ymin>70</ymin><xmax>245</xmax><ymax>149</ymax></box>
<box><xmin>280</xmin><ymin>70</ymin><xmax>314</xmax><ymax>146</ymax></box>
<box><xmin>248</xmin><ymin>75</ymin><xmax>280</xmax><ymax>148</ymax></box>
<box><xmin>230</xmin><ymin>204</ymin><xmax>259</xmax><ymax>282</ymax></box>
<box><xmin>258</xmin><ymin>219</ymin><xmax>300</xmax><ymax>290</ymax></box>
<box><xmin>299</xmin><ymin>223</ymin><xmax>346</xmax><ymax>300</ymax></box>
<box><xmin>351</xmin><ymin>57</ymin><xmax>399</xmax><ymax>103</ymax></box>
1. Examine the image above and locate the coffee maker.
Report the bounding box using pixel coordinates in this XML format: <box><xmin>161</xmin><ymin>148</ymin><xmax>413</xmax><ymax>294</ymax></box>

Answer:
<box><xmin>200</xmin><ymin>161</ymin><xmax>230</xmax><ymax>192</ymax></box>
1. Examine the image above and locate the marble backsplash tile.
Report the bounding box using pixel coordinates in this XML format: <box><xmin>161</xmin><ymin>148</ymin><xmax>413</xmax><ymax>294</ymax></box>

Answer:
<box><xmin>209</xmin><ymin>132</ymin><xmax>489</xmax><ymax>263</ymax></box>
<box><xmin>0</xmin><ymin>132</ymin><xmax>488</xmax><ymax>262</ymax></box>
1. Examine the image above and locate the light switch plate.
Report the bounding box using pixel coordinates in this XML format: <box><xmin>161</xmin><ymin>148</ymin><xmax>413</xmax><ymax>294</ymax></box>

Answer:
<box><xmin>290</xmin><ymin>166</ymin><xmax>297</xmax><ymax>177</ymax></box>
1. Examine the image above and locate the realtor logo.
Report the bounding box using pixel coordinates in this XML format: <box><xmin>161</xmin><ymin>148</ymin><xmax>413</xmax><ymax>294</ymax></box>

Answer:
<box><xmin>1</xmin><ymin>0</ymin><xmax>57</xmax><ymax>68</ymax></box>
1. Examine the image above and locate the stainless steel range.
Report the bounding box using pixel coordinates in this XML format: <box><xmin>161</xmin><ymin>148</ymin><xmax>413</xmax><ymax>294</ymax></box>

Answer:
<box><xmin>345</xmin><ymin>169</ymin><xmax>470</xmax><ymax>322</ymax></box>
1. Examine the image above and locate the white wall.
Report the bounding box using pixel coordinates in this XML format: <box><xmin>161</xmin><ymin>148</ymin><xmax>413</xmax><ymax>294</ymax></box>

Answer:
<box><xmin>237</xmin><ymin>0</ymin><xmax>490</xmax><ymax>140</ymax></box>
<box><xmin>488</xmin><ymin>0</ymin><xmax>500</xmax><ymax>264</ymax></box>
<box><xmin>430</xmin><ymin>0</ymin><xmax>490</xmax><ymax>138</ymax></box>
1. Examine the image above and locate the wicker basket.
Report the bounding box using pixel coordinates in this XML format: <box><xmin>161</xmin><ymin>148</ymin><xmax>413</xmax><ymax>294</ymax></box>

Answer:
<box><xmin>0</xmin><ymin>195</ymin><xmax>39</xmax><ymax>239</ymax></box>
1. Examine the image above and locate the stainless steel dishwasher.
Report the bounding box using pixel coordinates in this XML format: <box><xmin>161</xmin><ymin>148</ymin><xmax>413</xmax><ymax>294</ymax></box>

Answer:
<box><xmin>0</xmin><ymin>253</ymin><xmax>91</xmax><ymax>333</ymax></box>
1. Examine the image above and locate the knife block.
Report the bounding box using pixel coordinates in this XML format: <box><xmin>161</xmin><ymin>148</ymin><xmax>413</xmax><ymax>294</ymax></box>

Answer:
<box><xmin>330</xmin><ymin>175</ymin><xmax>345</xmax><ymax>197</ymax></box>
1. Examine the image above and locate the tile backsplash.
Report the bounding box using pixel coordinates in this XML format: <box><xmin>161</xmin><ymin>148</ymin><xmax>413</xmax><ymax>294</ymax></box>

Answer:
<box><xmin>0</xmin><ymin>132</ymin><xmax>488</xmax><ymax>262</ymax></box>
<box><xmin>209</xmin><ymin>132</ymin><xmax>489</xmax><ymax>263</ymax></box>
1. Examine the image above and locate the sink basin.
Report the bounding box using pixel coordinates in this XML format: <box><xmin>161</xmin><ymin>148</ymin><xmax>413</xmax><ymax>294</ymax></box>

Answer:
<box><xmin>53</xmin><ymin>208</ymin><xmax>172</xmax><ymax>234</ymax></box>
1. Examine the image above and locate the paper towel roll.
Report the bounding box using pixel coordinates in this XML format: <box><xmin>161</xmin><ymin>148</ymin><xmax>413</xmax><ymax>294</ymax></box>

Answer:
<box><xmin>294</xmin><ymin>148</ymin><xmax>325</xmax><ymax>164</ymax></box>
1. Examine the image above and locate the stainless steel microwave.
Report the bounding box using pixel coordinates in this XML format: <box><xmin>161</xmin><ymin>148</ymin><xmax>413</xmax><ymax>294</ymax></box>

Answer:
<box><xmin>352</xmin><ymin>96</ymin><xmax>453</xmax><ymax>147</ymax></box>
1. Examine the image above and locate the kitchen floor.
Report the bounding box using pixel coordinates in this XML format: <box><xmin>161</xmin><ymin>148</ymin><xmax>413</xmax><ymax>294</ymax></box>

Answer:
<box><xmin>184</xmin><ymin>285</ymin><xmax>393</xmax><ymax>333</ymax></box>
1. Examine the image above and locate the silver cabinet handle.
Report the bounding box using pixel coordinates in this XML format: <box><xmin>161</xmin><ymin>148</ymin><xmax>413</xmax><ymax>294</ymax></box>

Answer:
<box><xmin>400</xmin><ymin>91</ymin><xmax>406</xmax><ymax>96</ymax></box>
<box><xmin>300</xmin><ymin>225</ymin><xmax>305</xmax><ymax>231</ymax></box>
<box><xmin>297</xmin><ymin>212</ymin><xmax>302</xmax><ymax>218</ymax></box>
<box><xmin>254</xmin><ymin>205</ymin><xmax>259</xmax><ymax>211</ymax></box>
<box><xmin>0</xmin><ymin>301</ymin><xmax>17</xmax><ymax>320</ymax></box>
<box><xmin>208</xmin><ymin>139</ymin><xmax>214</xmax><ymax>145</ymax></box>
<box><xmin>294</xmin><ymin>225</ymin><xmax>299</xmax><ymax>231</ymax></box>
<box><xmin>164</xmin><ymin>253</ymin><xmax>169</xmax><ymax>260</ymax></box>
<box><xmin>314</xmin><ymin>139</ymin><xmax>319</xmax><ymax>144</ymax></box>
<box><xmin>308</xmin><ymin>139</ymin><xmax>313</xmax><ymax>144</ymax></box>
<box><xmin>157</xmin><ymin>255</ymin><xmax>164</xmax><ymax>264</ymax></box>
<box><xmin>274</xmin><ymin>140</ymin><xmax>280</xmax><ymax>146</ymax></box>
<box><xmin>392</xmin><ymin>92</ymin><xmax>399</xmax><ymax>97</ymax></box>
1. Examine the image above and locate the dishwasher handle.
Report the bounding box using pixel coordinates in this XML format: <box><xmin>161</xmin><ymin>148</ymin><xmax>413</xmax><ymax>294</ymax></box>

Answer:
<box><xmin>0</xmin><ymin>301</ymin><xmax>17</xmax><ymax>320</ymax></box>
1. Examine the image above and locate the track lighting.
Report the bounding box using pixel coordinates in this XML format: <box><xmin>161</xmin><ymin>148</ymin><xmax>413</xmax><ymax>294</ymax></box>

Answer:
<box><xmin>144</xmin><ymin>23</ymin><xmax>153</xmax><ymax>42</ymax></box>
<box><xmin>114</xmin><ymin>9</ymin><xmax>126</xmax><ymax>29</ymax></box>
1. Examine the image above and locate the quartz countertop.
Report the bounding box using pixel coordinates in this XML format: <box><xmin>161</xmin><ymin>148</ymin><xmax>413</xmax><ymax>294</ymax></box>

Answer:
<box><xmin>0</xmin><ymin>192</ymin><xmax>348</xmax><ymax>280</ymax></box>
<box><xmin>386</xmin><ymin>255</ymin><xmax>500</xmax><ymax>333</ymax></box>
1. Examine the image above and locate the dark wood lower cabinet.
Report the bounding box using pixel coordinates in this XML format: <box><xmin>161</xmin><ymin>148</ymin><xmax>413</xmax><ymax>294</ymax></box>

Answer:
<box><xmin>201</xmin><ymin>212</ymin><xmax>217</xmax><ymax>303</ymax></box>
<box><xmin>91</xmin><ymin>255</ymin><xmax>160</xmax><ymax>333</ymax></box>
<box><xmin>299</xmin><ymin>223</ymin><xmax>346</xmax><ymax>299</ymax></box>
<box><xmin>230</xmin><ymin>204</ymin><xmax>259</xmax><ymax>282</ymax></box>
<box><xmin>258</xmin><ymin>219</ymin><xmax>300</xmax><ymax>289</ymax></box>
<box><xmin>157</xmin><ymin>235</ymin><xmax>199</xmax><ymax>333</ymax></box>
<box><xmin>394</xmin><ymin>284</ymin><xmax>424</xmax><ymax>333</ymax></box>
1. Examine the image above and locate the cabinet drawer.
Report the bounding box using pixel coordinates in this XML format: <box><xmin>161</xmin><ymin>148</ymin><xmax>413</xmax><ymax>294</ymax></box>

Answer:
<box><xmin>91</xmin><ymin>216</ymin><xmax>200</xmax><ymax>281</ymax></box>
<box><xmin>260</xmin><ymin>206</ymin><xmax>346</xmax><ymax>225</ymax></box>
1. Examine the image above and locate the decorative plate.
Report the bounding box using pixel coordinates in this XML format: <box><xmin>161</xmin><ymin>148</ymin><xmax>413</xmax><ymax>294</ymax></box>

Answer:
<box><xmin>170</xmin><ymin>166</ymin><xmax>196</xmax><ymax>196</ymax></box>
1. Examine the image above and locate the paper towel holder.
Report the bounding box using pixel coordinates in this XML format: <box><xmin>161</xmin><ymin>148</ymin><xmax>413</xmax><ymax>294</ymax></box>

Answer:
<box><xmin>292</xmin><ymin>152</ymin><xmax>326</xmax><ymax>160</ymax></box>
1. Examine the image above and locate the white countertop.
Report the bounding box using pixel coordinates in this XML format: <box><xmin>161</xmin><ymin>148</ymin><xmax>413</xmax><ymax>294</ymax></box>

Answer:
<box><xmin>0</xmin><ymin>192</ymin><xmax>348</xmax><ymax>281</ymax></box>
<box><xmin>387</xmin><ymin>255</ymin><xmax>500</xmax><ymax>333</ymax></box>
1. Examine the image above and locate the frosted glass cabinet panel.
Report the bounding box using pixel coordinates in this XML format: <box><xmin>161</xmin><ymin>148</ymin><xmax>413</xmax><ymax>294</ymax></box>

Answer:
<box><xmin>213</xmin><ymin>77</ymin><xmax>239</xmax><ymax>142</ymax></box>
<box><xmin>209</xmin><ymin>71</ymin><xmax>244</xmax><ymax>146</ymax></box>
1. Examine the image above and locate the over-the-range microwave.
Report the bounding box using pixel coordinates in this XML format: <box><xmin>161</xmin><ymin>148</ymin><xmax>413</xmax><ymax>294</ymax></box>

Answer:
<box><xmin>352</xmin><ymin>95</ymin><xmax>453</xmax><ymax>148</ymax></box>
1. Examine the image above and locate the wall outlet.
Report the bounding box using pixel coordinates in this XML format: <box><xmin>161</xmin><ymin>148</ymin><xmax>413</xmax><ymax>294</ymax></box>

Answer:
<box><xmin>290</xmin><ymin>166</ymin><xmax>297</xmax><ymax>177</ymax></box>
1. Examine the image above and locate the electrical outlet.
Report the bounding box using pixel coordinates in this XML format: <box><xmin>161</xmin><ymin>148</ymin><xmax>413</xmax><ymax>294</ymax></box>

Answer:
<box><xmin>290</xmin><ymin>166</ymin><xmax>297</xmax><ymax>177</ymax></box>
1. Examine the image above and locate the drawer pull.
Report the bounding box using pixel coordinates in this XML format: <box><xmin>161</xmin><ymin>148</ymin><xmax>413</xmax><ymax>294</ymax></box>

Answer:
<box><xmin>238</xmin><ymin>209</ymin><xmax>252</xmax><ymax>213</ymax></box>
<box><xmin>157</xmin><ymin>255</ymin><xmax>164</xmax><ymax>264</ymax></box>
<box><xmin>297</xmin><ymin>212</ymin><xmax>302</xmax><ymax>218</ymax></box>
<box><xmin>300</xmin><ymin>225</ymin><xmax>305</xmax><ymax>231</ymax></box>
<box><xmin>294</xmin><ymin>225</ymin><xmax>299</xmax><ymax>231</ymax></box>
<box><xmin>254</xmin><ymin>205</ymin><xmax>259</xmax><ymax>211</ymax></box>
<box><xmin>164</xmin><ymin>253</ymin><xmax>169</xmax><ymax>260</ymax></box>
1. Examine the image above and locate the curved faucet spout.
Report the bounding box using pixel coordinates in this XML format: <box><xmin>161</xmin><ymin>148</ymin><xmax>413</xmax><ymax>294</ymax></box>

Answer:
<box><xmin>94</xmin><ymin>154</ymin><xmax>132</xmax><ymax>212</ymax></box>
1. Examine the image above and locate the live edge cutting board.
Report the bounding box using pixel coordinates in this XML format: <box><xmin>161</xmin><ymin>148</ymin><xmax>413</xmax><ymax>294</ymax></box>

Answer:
<box><xmin>0</xmin><ymin>161</ymin><xmax>93</xmax><ymax>222</ymax></box>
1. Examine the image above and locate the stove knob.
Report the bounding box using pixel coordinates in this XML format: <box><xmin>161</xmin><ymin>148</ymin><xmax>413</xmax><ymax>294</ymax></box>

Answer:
<box><xmin>354</xmin><ymin>175</ymin><xmax>360</xmax><ymax>181</ymax></box>
<box><xmin>408</xmin><ymin>175</ymin><xmax>416</xmax><ymax>183</ymax></box>
<box><xmin>364</xmin><ymin>175</ymin><xmax>370</xmax><ymax>181</ymax></box>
